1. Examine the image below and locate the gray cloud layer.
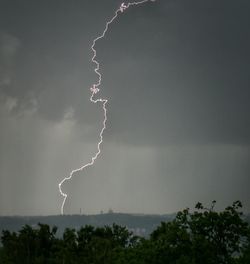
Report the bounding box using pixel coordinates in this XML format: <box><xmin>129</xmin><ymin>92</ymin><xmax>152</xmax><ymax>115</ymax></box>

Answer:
<box><xmin>0</xmin><ymin>0</ymin><xmax>249</xmax><ymax>215</ymax></box>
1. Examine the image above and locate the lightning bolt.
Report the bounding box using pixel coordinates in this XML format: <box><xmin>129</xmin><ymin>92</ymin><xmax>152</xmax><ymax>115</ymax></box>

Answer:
<box><xmin>58</xmin><ymin>0</ymin><xmax>157</xmax><ymax>215</ymax></box>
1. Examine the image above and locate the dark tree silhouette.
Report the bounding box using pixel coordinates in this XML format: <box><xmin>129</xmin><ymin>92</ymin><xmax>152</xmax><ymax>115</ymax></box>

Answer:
<box><xmin>0</xmin><ymin>201</ymin><xmax>249</xmax><ymax>264</ymax></box>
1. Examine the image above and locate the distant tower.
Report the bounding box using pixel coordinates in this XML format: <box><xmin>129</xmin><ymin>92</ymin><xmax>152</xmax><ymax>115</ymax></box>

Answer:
<box><xmin>108</xmin><ymin>208</ymin><xmax>114</xmax><ymax>214</ymax></box>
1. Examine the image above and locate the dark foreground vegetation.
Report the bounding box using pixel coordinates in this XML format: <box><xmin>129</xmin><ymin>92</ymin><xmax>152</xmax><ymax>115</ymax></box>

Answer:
<box><xmin>0</xmin><ymin>201</ymin><xmax>250</xmax><ymax>264</ymax></box>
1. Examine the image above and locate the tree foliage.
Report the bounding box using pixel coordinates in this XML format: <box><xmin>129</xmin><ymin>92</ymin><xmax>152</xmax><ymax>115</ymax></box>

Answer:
<box><xmin>0</xmin><ymin>201</ymin><xmax>249</xmax><ymax>264</ymax></box>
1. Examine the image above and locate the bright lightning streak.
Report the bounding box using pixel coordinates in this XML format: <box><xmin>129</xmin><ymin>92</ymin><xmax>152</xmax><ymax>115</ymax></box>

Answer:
<box><xmin>58</xmin><ymin>0</ymin><xmax>157</xmax><ymax>215</ymax></box>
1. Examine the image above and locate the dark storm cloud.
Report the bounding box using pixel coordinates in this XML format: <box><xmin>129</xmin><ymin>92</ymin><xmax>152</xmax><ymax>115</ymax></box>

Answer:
<box><xmin>100</xmin><ymin>0</ymin><xmax>250</xmax><ymax>146</ymax></box>
<box><xmin>0</xmin><ymin>0</ymin><xmax>249</xmax><ymax>215</ymax></box>
<box><xmin>0</xmin><ymin>0</ymin><xmax>118</xmax><ymax>120</ymax></box>
<box><xmin>0</xmin><ymin>31</ymin><xmax>20</xmax><ymax>90</ymax></box>
<box><xmin>1</xmin><ymin>0</ymin><xmax>249</xmax><ymax>145</ymax></box>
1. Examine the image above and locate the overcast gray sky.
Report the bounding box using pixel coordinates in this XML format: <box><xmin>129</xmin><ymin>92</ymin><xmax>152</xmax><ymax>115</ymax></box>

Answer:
<box><xmin>0</xmin><ymin>0</ymin><xmax>249</xmax><ymax>216</ymax></box>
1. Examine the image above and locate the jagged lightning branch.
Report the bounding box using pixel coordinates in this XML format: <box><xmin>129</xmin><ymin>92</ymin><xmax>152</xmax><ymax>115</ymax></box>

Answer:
<box><xmin>58</xmin><ymin>0</ymin><xmax>157</xmax><ymax>215</ymax></box>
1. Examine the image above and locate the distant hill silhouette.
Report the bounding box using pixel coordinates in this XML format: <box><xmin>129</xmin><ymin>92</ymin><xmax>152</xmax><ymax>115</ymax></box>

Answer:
<box><xmin>0</xmin><ymin>213</ymin><xmax>175</xmax><ymax>237</ymax></box>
